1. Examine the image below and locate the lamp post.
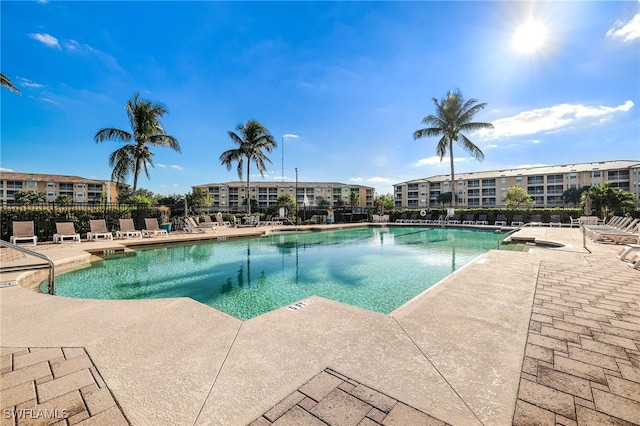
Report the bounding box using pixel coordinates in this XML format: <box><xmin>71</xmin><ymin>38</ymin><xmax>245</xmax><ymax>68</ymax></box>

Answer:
<box><xmin>295</xmin><ymin>167</ymin><xmax>298</xmax><ymax>225</ymax></box>
<box><xmin>281</xmin><ymin>136</ymin><xmax>285</xmax><ymax>182</ymax></box>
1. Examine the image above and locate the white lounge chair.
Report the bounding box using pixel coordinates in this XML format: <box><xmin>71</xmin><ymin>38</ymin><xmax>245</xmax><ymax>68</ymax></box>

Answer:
<box><xmin>87</xmin><ymin>219</ymin><xmax>113</xmax><ymax>241</ymax></box>
<box><xmin>53</xmin><ymin>222</ymin><xmax>81</xmax><ymax>243</ymax></box>
<box><xmin>142</xmin><ymin>218</ymin><xmax>169</xmax><ymax>237</ymax></box>
<box><xmin>183</xmin><ymin>217</ymin><xmax>207</xmax><ymax>233</ymax></box>
<box><xmin>10</xmin><ymin>221</ymin><xmax>37</xmax><ymax>245</ymax></box>
<box><xmin>494</xmin><ymin>215</ymin><xmax>507</xmax><ymax>226</ymax></box>
<box><xmin>215</xmin><ymin>212</ymin><xmax>231</xmax><ymax>227</ymax></box>
<box><xmin>116</xmin><ymin>219</ymin><xmax>142</xmax><ymax>239</ymax></box>
<box><xmin>511</xmin><ymin>215</ymin><xmax>524</xmax><ymax>227</ymax></box>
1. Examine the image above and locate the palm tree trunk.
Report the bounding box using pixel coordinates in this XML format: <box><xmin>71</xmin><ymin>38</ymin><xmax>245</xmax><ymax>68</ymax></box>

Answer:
<box><xmin>246</xmin><ymin>158</ymin><xmax>251</xmax><ymax>215</ymax></box>
<box><xmin>449</xmin><ymin>140</ymin><xmax>457</xmax><ymax>208</ymax></box>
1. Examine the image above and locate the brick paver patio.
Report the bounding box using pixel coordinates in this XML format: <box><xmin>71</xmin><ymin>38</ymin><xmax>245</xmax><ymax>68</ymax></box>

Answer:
<box><xmin>0</xmin><ymin>347</ymin><xmax>128</xmax><ymax>425</ymax></box>
<box><xmin>514</xmin><ymin>253</ymin><xmax>640</xmax><ymax>425</ymax></box>
<box><xmin>250</xmin><ymin>368</ymin><xmax>449</xmax><ymax>426</ymax></box>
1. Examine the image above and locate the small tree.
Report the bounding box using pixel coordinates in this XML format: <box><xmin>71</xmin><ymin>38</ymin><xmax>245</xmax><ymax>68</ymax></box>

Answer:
<box><xmin>437</xmin><ymin>191</ymin><xmax>453</xmax><ymax>206</ymax></box>
<box><xmin>562</xmin><ymin>187</ymin><xmax>583</xmax><ymax>207</ymax></box>
<box><xmin>55</xmin><ymin>194</ymin><xmax>74</xmax><ymax>206</ymax></box>
<box><xmin>505</xmin><ymin>185</ymin><xmax>534</xmax><ymax>208</ymax></box>
<box><xmin>187</xmin><ymin>187</ymin><xmax>213</xmax><ymax>210</ymax></box>
<box><xmin>349</xmin><ymin>191</ymin><xmax>360</xmax><ymax>210</ymax></box>
<box><xmin>315</xmin><ymin>196</ymin><xmax>330</xmax><ymax>208</ymax></box>
<box><xmin>14</xmin><ymin>191</ymin><xmax>46</xmax><ymax>205</ymax></box>
<box><xmin>275</xmin><ymin>193</ymin><xmax>295</xmax><ymax>219</ymax></box>
<box><xmin>583</xmin><ymin>182</ymin><xmax>637</xmax><ymax>217</ymax></box>
<box><xmin>374</xmin><ymin>193</ymin><xmax>394</xmax><ymax>212</ymax></box>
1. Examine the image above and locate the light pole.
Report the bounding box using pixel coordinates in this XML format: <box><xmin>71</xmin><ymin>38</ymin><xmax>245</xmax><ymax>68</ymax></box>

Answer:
<box><xmin>281</xmin><ymin>136</ymin><xmax>285</xmax><ymax>182</ymax></box>
<box><xmin>295</xmin><ymin>167</ymin><xmax>298</xmax><ymax>225</ymax></box>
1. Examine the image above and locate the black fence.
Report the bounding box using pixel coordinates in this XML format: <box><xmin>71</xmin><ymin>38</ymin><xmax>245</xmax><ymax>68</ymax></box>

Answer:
<box><xmin>1</xmin><ymin>202</ymin><xmax>374</xmax><ymax>242</ymax></box>
<box><xmin>0</xmin><ymin>202</ymin><xmax>169</xmax><ymax>243</ymax></box>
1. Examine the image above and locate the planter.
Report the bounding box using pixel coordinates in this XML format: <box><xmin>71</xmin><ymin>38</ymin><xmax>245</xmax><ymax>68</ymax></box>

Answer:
<box><xmin>160</xmin><ymin>223</ymin><xmax>172</xmax><ymax>233</ymax></box>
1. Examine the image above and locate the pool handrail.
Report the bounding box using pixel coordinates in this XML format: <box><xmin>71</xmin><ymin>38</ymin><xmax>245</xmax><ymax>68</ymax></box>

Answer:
<box><xmin>0</xmin><ymin>239</ymin><xmax>55</xmax><ymax>295</ymax></box>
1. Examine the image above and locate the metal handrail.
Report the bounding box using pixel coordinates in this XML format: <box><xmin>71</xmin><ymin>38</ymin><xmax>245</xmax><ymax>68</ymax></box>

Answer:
<box><xmin>0</xmin><ymin>240</ymin><xmax>55</xmax><ymax>295</ymax></box>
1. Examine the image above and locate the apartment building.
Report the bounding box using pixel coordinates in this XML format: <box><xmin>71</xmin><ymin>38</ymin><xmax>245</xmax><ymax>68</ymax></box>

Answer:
<box><xmin>0</xmin><ymin>172</ymin><xmax>122</xmax><ymax>205</ymax></box>
<box><xmin>393</xmin><ymin>160</ymin><xmax>640</xmax><ymax>209</ymax></box>
<box><xmin>193</xmin><ymin>181</ymin><xmax>375</xmax><ymax>211</ymax></box>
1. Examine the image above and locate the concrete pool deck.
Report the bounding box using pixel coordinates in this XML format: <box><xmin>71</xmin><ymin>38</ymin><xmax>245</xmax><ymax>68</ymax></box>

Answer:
<box><xmin>1</xmin><ymin>224</ymin><xmax>639</xmax><ymax>425</ymax></box>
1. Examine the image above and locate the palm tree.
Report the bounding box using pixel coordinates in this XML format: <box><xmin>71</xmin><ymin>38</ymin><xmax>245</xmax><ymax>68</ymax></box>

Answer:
<box><xmin>413</xmin><ymin>89</ymin><xmax>493</xmax><ymax>207</ymax></box>
<box><xmin>220</xmin><ymin>120</ymin><xmax>277</xmax><ymax>215</ymax></box>
<box><xmin>94</xmin><ymin>93</ymin><xmax>181</xmax><ymax>191</ymax></box>
<box><xmin>1</xmin><ymin>73</ymin><xmax>21</xmax><ymax>94</ymax></box>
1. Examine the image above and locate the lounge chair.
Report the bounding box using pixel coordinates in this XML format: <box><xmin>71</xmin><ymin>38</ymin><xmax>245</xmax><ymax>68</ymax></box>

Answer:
<box><xmin>215</xmin><ymin>213</ymin><xmax>231</xmax><ymax>227</ymax></box>
<box><xmin>183</xmin><ymin>217</ymin><xmax>207</xmax><ymax>233</ymax></box>
<box><xmin>116</xmin><ymin>218</ymin><xmax>142</xmax><ymax>239</ymax></box>
<box><xmin>462</xmin><ymin>214</ymin><xmax>475</xmax><ymax>225</ymax></box>
<box><xmin>142</xmin><ymin>218</ymin><xmax>169</xmax><ymax>237</ymax></box>
<box><xmin>549</xmin><ymin>215</ymin><xmax>562</xmax><ymax>227</ymax></box>
<box><xmin>476</xmin><ymin>214</ymin><xmax>488</xmax><ymax>225</ymax></box>
<box><xmin>587</xmin><ymin>222</ymin><xmax>639</xmax><ymax>245</ymax></box>
<box><xmin>395</xmin><ymin>214</ymin><xmax>407</xmax><ymax>223</ymax></box>
<box><xmin>423</xmin><ymin>213</ymin><xmax>434</xmax><ymax>224</ymax></box>
<box><xmin>628</xmin><ymin>253</ymin><xmax>640</xmax><ymax>270</ymax></box>
<box><xmin>53</xmin><ymin>222</ymin><xmax>81</xmax><ymax>243</ymax></box>
<box><xmin>511</xmin><ymin>215</ymin><xmax>524</xmax><ymax>227</ymax></box>
<box><xmin>569</xmin><ymin>216</ymin><xmax>580</xmax><ymax>228</ymax></box>
<box><xmin>529</xmin><ymin>215</ymin><xmax>542</xmax><ymax>227</ymax></box>
<box><xmin>10</xmin><ymin>221</ymin><xmax>37</xmax><ymax>245</ymax></box>
<box><xmin>200</xmin><ymin>216</ymin><xmax>219</xmax><ymax>229</ymax></box>
<box><xmin>87</xmin><ymin>219</ymin><xmax>113</xmax><ymax>241</ymax></box>
<box><xmin>494</xmin><ymin>215</ymin><xmax>507</xmax><ymax>226</ymax></box>
<box><xmin>617</xmin><ymin>244</ymin><xmax>640</xmax><ymax>261</ymax></box>
<box><xmin>447</xmin><ymin>214</ymin><xmax>461</xmax><ymax>225</ymax></box>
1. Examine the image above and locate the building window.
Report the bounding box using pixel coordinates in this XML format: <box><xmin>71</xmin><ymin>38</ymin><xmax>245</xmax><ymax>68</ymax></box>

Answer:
<box><xmin>501</xmin><ymin>177</ymin><xmax>506</xmax><ymax>184</ymax></box>
<box><xmin>481</xmin><ymin>179</ymin><xmax>495</xmax><ymax>187</ymax></box>
<box><xmin>47</xmin><ymin>182</ymin><xmax>56</xmax><ymax>187</ymax></box>
<box><xmin>27</xmin><ymin>181</ymin><xmax>37</xmax><ymax>187</ymax></box>
<box><xmin>515</xmin><ymin>176</ymin><xmax>522</xmax><ymax>182</ymax></box>
<box><xmin>592</xmin><ymin>171</ymin><xmax>601</xmax><ymax>178</ymax></box>
<box><xmin>47</xmin><ymin>191</ymin><xmax>55</xmax><ymax>197</ymax></box>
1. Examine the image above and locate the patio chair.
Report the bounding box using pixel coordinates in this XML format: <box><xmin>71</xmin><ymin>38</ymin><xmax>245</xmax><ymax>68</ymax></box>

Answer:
<box><xmin>511</xmin><ymin>215</ymin><xmax>524</xmax><ymax>227</ymax></box>
<box><xmin>494</xmin><ymin>215</ymin><xmax>507</xmax><ymax>226</ymax></box>
<box><xmin>447</xmin><ymin>214</ymin><xmax>461</xmax><ymax>225</ymax></box>
<box><xmin>116</xmin><ymin>218</ymin><xmax>142</xmax><ymax>239</ymax></box>
<box><xmin>476</xmin><ymin>215</ymin><xmax>488</xmax><ymax>225</ymax></box>
<box><xmin>200</xmin><ymin>215</ymin><xmax>219</xmax><ymax>229</ymax></box>
<box><xmin>462</xmin><ymin>214</ymin><xmax>475</xmax><ymax>225</ymax></box>
<box><xmin>142</xmin><ymin>218</ymin><xmax>169</xmax><ymax>237</ymax></box>
<box><xmin>395</xmin><ymin>213</ymin><xmax>407</xmax><ymax>223</ymax></box>
<box><xmin>529</xmin><ymin>215</ymin><xmax>542</xmax><ymax>226</ymax></box>
<box><xmin>617</xmin><ymin>243</ymin><xmax>640</xmax><ymax>262</ymax></box>
<box><xmin>10</xmin><ymin>221</ymin><xmax>37</xmax><ymax>245</ymax></box>
<box><xmin>569</xmin><ymin>216</ymin><xmax>580</xmax><ymax>228</ymax></box>
<box><xmin>183</xmin><ymin>217</ymin><xmax>207</xmax><ymax>233</ymax></box>
<box><xmin>87</xmin><ymin>219</ymin><xmax>113</xmax><ymax>241</ymax></box>
<box><xmin>215</xmin><ymin>212</ymin><xmax>231</xmax><ymax>227</ymax></box>
<box><xmin>53</xmin><ymin>222</ymin><xmax>81</xmax><ymax>243</ymax></box>
<box><xmin>549</xmin><ymin>215</ymin><xmax>562</xmax><ymax>227</ymax></box>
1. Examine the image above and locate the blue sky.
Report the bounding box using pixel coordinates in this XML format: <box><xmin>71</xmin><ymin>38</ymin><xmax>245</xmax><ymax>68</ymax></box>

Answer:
<box><xmin>2</xmin><ymin>1</ymin><xmax>639</xmax><ymax>197</ymax></box>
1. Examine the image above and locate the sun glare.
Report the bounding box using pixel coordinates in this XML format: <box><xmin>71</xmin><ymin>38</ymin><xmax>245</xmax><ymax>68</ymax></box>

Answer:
<box><xmin>512</xmin><ymin>20</ymin><xmax>548</xmax><ymax>53</ymax></box>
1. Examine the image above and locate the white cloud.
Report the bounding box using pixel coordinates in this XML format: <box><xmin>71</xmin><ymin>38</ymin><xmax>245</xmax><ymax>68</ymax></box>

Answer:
<box><xmin>477</xmin><ymin>101</ymin><xmax>634</xmax><ymax>140</ymax></box>
<box><xmin>411</xmin><ymin>156</ymin><xmax>470</xmax><ymax>168</ymax></box>
<box><xmin>0</xmin><ymin>167</ymin><xmax>14</xmax><ymax>172</ymax></box>
<box><xmin>18</xmin><ymin>78</ymin><xmax>43</xmax><ymax>88</ymax></box>
<box><xmin>282</xmin><ymin>134</ymin><xmax>299</xmax><ymax>139</ymax></box>
<box><xmin>350</xmin><ymin>177</ymin><xmax>363</xmax><ymax>182</ymax></box>
<box><xmin>170</xmin><ymin>165</ymin><xmax>183</xmax><ymax>170</ymax></box>
<box><xmin>367</xmin><ymin>176</ymin><xmax>394</xmax><ymax>183</ymax></box>
<box><xmin>606</xmin><ymin>13</ymin><xmax>640</xmax><ymax>42</ymax></box>
<box><xmin>28</xmin><ymin>33</ymin><xmax>60</xmax><ymax>49</ymax></box>
<box><xmin>157</xmin><ymin>164</ymin><xmax>166</xmax><ymax>168</ymax></box>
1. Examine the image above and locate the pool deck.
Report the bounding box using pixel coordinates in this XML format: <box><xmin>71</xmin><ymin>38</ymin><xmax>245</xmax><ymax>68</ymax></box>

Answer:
<box><xmin>1</xmin><ymin>224</ymin><xmax>639</xmax><ymax>425</ymax></box>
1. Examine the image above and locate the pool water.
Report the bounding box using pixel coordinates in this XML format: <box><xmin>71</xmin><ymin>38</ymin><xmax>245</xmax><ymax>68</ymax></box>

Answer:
<box><xmin>53</xmin><ymin>227</ymin><xmax>505</xmax><ymax>320</ymax></box>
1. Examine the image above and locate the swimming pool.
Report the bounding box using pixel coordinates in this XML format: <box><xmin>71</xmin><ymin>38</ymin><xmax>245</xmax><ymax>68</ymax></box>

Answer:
<box><xmin>52</xmin><ymin>227</ymin><xmax>506</xmax><ymax>319</ymax></box>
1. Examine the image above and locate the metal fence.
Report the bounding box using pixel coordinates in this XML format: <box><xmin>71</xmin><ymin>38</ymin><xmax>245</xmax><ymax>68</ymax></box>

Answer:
<box><xmin>0</xmin><ymin>202</ymin><xmax>169</xmax><ymax>242</ymax></box>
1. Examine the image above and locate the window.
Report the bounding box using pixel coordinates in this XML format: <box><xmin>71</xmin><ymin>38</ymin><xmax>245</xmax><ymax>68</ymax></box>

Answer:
<box><xmin>481</xmin><ymin>179</ymin><xmax>495</xmax><ymax>187</ymax></box>
<box><xmin>592</xmin><ymin>171</ymin><xmax>601</xmax><ymax>178</ymax></box>
<box><xmin>501</xmin><ymin>177</ymin><xmax>506</xmax><ymax>184</ymax></box>
<box><xmin>527</xmin><ymin>176</ymin><xmax>544</xmax><ymax>185</ymax></box>
<box><xmin>27</xmin><ymin>181</ymin><xmax>37</xmax><ymax>187</ymax></box>
<box><xmin>515</xmin><ymin>176</ymin><xmax>522</xmax><ymax>182</ymax></box>
<box><xmin>76</xmin><ymin>183</ymin><xmax>86</xmax><ymax>188</ymax></box>
<box><xmin>6</xmin><ymin>181</ymin><xmax>23</xmax><ymax>189</ymax></box>
<box><xmin>47</xmin><ymin>191</ymin><xmax>55</xmax><ymax>197</ymax></box>
<box><xmin>76</xmin><ymin>192</ymin><xmax>84</xmax><ymax>197</ymax></box>
<box><xmin>47</xmin><ymin>182</ymin><xmax>56</xmax><ymax>187</ymax></box>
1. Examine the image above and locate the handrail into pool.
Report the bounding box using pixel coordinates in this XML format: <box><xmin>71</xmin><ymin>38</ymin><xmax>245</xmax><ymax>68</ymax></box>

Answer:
<box><xmin>0</xmin><ymin>239</ymin><xmax>55</xmax><ymax>295</ymax></box>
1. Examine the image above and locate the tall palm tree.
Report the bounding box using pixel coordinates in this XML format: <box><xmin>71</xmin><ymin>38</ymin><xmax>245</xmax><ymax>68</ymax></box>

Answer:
<box><xmin>413</xmin><ymin>89</ymin><xmax>493</xmax><ymax>207</ymax></box>
<box><xmin>94</xmin><ymin>93</ymin><xmax>181</xmax><ymax>191</ymax></box>
<box><xmin>220</xmin><ymin>120</ymin><xmax>277</xmax><ymax>215</ymax></box>
<box><xmin>1</xmin><ymin>73</ymin><xmax>21</xmax><ymax>94</ymax></box>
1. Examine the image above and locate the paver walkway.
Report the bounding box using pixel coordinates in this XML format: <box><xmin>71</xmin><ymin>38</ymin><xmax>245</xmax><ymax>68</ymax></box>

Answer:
<box><xmin>250</xmin><ymin>369</ymin><xmax>449</xmax><ymax>425</ymax></box>
<box><xmin>0</xmin><ymin>347</ymin><xmax>128</xmax><ymax>425</ymax></box>
<box><xmin>514</xmin><ymin>253</ymin><xmax>640</xmax><ymax>425</ymax></box>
